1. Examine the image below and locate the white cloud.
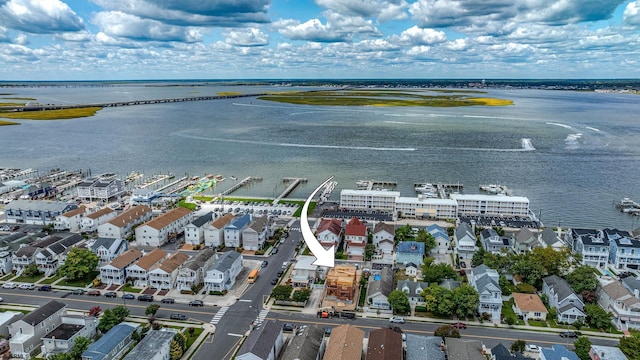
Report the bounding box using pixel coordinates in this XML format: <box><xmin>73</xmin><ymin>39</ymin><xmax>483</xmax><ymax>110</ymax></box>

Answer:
<box><xmin>624</xmin><ymin>1</ymin><xmax>640</xmax><ymax>26</ymax></box>
<box><xmin>394</xmin><ymin>26</ymin><xmax>446</xmax><ymax>45</ymax></box>
<box><xmin>446</xmin><ymin>38</ymin><xmax>468</xmax><ymax>50</ymax></box>
<box><xmin>0</xmin><ymin>0</ymin><xmax>84</xmax><ymax>34</ymax></box>
<box><xmin>316</xmin><ymin>0</ymin><xmax>408</xmax><ymax>22</ymax></box>
<box><xmin>224</xmin><ymin>28</ymin><xmax>268</xmax><ymax>47</ymax></box>
<box><xmin>276</xmin><ymin>19</ymin><xmax>351</xmax><ymax>42</ymax></box>
<box><xmin>55</xmin><ymin>31</ymin><xmax>93</xmax><ymax>42</ymax></box>
<box><xmin>93</xmin><ymin>11</ymin><xmax>203</xmax><ymax>43</ymax></box>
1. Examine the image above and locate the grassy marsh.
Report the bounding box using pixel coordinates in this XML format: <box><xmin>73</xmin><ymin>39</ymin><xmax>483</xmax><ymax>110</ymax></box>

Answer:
<box><xmin>0</xmin><ymin>107</ymin><xmax>102</xmax><ymax>120</ymax></box>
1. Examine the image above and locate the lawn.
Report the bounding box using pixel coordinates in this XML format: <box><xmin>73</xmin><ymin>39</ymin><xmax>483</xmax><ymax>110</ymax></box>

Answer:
<box><xmin>0</xmin><ymin>119</ymin><xmax>18</xmax><ymax>126</ymax></box>
<box><xmin>528</xmin><ymin>320</ymin><xmax>548</xmax><ymax>327</ymax></box>
<box><xmin>184</xmin><ymin>327</ymin><xmax>205</xmax><ymax>349</ymax></box>
<box><xmin>0</xmin><ymin>273</ymin><xmax>14</xmax><ymax>281</ymax></box>
<box><xmin>62</xmin><ymin>271</ymin><xmax>99</xmax><ymax>287</ymax></box>
<box><xmin>39</xmin><ymin>274</ymin><xmax>63</xmax><ymax>284</ymax></box>
<box><xmin>13</xmin><ymin>274</ymin><xmax>45</xmax><ymax>283</ymax></box>
<box><xmin>121</xmin><ymin>285</ymin><xmax>142</xmax><ymax>293</ymax></box>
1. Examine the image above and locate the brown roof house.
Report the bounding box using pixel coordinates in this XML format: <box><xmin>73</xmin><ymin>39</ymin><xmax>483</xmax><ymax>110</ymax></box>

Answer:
<box><xmin>98</xmin><ymin>205</ymin><xmax>152</xmax><ymax>239</ymax></box>
<box><xmin>345</xmin><ymin>217</ymin><xmax>367</xmax><ymax>260</ymax></box>
<box><xmin>81</xmin><ymin>207</ymin><xmax>117</xmax><ymax>233</ymax></box>
<box><xmin>148</xmin><ymin>251</ymin><xmax>190</xmax><ymax>290</ymax></box>
<box><xmin>512</xmin><ymin>293</ymin><xmax>548</xmax><ymax>321</ymax></box>
<box><xmin>316</xmin><ymin>218</ymin><xmax>342</xmax><ymax>251</ymax></box>
<box><xmin>135</xmin><ymin>207</ymin><xmax>193</xmax><ymax>247</ymax></box>
<box><xmin>99</xmin><ymin>249</ymin><xmax>143</xmax><ymax>285</ymax></box>
<box><xmin>54</xmin><ymin>206</ymin><xmax>86</xmax><ymax>232</ymax></box>
<box><xmin>126</xmin><ymin>248</ymin><xmax>168</xmax><ymax>287</ymax></box>
<box><xmin>366</xmin><ymin>328</ymin><xmax>403</xmax><ymax>360</ymax></box>
<box><xmin>204</xmin><ymin>213</ymin><xmax>234</xmax><ymax>248</ymax></box>
<box><xmin>323</xmin><ymin>324</ymin><xmax>364</xmax><ymax>360</ymax></box>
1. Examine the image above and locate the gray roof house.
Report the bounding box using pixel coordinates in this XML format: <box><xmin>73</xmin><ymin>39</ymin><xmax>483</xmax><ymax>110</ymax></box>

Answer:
<box><xmin>224</xmin><ymin>213</ymin><xmax>252</xmax><ymax>248</ymax></box>
<box><xmin>366</xmin><ymin>266</ymin><xmax>394</xmax><ymax>310</ymax></box>
<box><xmin>89</xmin><ymin>237</ymin><xmax>129</xmax><ymax>266</ymax></box>
<box><xmin>204</xmin><ymin>250</ymin><xmax>243</xmax><ymax>292</ymax></box>
<box><xmin>176</xmin><ymin>248</ymin><xmax>216</xmax><ymax>292</ymax></box>
<box><xmin>242</xmin><ymin>216</ymin><xmax>269</xmax><ymax>251</ymax></box>
<box><xmin>8</xmin><ymin>300</ymin><xmax>66</xmax><ymax>359</ymax></box>
<box><xmin>122</xmin><ymin>329</ymin><xmax>176</xmax><ymax>360</ymax></box>
<box><xmin>279</xmin><ymin>325</ymin><xmax>323</xmax><ymax>360</ymax></box>
<box><xmin>444</xmin><ymin>337</ymin><xmax>485</xmax><ymax>360</ymax></box>
<box><xmin>81</xmin><ymin>322</ymin><xmax>139</xmax><ymax>360</ymax></box>
<box><xmin>480</xmin><ymin>228</ymin><xmax>512</xmax><ymax>254</ymax></box>
<box><xmin>539</xmin><ymin>227</ymin><xmax>565</xmax><ymax>249</ymax></box>
<box><xmin>542</xmin><ymin>275</ymin><xmax>586</xmax><ymax>324</ymax></box>
<box><xmin>236</xmin><ymin>320</ymin><xmax>284</xmax><ymax>360</ymax></box>
<box><xmin>597</xmin><ymin>280</ymin><xmax>640</xmax><ymax>331</ymax></box>
<box><xmin>455</xmin><ymin>222</ymin><xmax>477</xmax><ymax>260</ymax></box>
<box><xmin>490</xmin><ymin>343</ymin><xmax>533</xmax><ymax>360</ymax></box>
<box><xmin>469</xmin><ymin>265</ymin><xmax>502</xmax><ymax>323</ymax></box>
<box><xmin>397</xmin><ymin>280</ymin><xmax>429</xmax><ymax>304</ymax></box>
<box><xmin>565</xmin><ymin>228</ymin><xmax>609</xmax><ymax>269</ymax></box>
<box><xmin>540</xmin><ymin>344</ymin><xmax>579</xmax><ymax>360</ymax></box>
<box><xmin>405</xmin><ymin>334</ymin><xmax>445</xmax><ymax>360</ymax></box>
<box><xmin>512</xmin><ymin>228</ymin><xmax>538</xmax><ymax>254</ymax></box>
<box><xmin>185</xmin><ymin>211</ymin><xmax>214</xmax><ymax>245</ymax></box>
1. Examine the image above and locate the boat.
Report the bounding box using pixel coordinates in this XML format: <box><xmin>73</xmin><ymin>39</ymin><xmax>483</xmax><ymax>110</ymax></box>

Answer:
<box><xmin>356</xmin><ymin>180</ymin><xmax>370</xmax><ymax>190</ymax></box>
<box><xmin>479</xmin><ymin>184</ymin><xmax>508</xmax><ymax>194</ymax></box>
<box><xmin>415</xmin><ymin>183</ymin><xmax>437</xmax><ymax>195</ymax></box>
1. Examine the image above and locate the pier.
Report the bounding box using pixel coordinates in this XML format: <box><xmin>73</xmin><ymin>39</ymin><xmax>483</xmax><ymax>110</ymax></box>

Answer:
<box><xmin>139</xmin><ymin>173</ymin><xmax>175</xmax><ymax>189</ymax></box>
<box><xmin>219</xmin><ymin>177</ymin><xmax>263</xmax><ymax>197</ymax></box>
<box><xmin>273</xmin><ymin>178</ymin><xmax>308</xmax><ymax>204</ymax></box>
<box><xmin>414</xmin><ymin>182</ymin><xmax>464</xmax><ymax>198</ymax></box>
<box><xmin>156</xmin><ymin>176</ymin><xmax>189</xmax><ymax>193</ymax></box>
<box><xmin>356</xmin><ymin>180</ymin><xmax>397</xmax><ymax>191</ymax></box>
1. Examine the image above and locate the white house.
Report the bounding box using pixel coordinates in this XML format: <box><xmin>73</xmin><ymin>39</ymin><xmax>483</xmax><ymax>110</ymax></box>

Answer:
<box><xmin>481</xmin><ymin>228</ymin><xmax>512</xmax><ymax>254</ymax></box>
<box><xmin>80</xmin><ymin>207</ymin><xmax>116</xmax><ymax>233</ymax></box>
<box><xmin>455</xmin><ymin>222</ymin><xmax>477</xmax><ymax>262</ymax></box>
<box><xmin>316</xmin><ymin>218</ymin><xmax>342</xmax><ymax>251</ymax></box>
<box><xmin>0</xmin><ymin>247</ymin><xmax>13</xmax><ymax>275</ymax></box>
<box><xmin>469</xmin><ymin>265</ymin><xmax>502</xmax><ymax>323</ymax></box>
<box><xmin>512</xmin><ymin>227</ymin><xmax>539</xmax><ymax>254</ymax></box>
<box><xmin>372</xmin><ymin>222</ymin><xmax>395</xmax><ymax>255</ymax></box>
<box><xmin>598</xmin><ymin>279</ymin><xmax>640</xmax><ymax>330</ymax></box>
<box><xmin>176</xmin><ymin>249</ymin><xmax>217</xmax><ymax>292</ymax></box>
<box><xmin>98</xmin><ymin>205</ymin><xmax>152</xmax><ymax>239</ymax></box>
<box><xmin>41</xmin><ymin>315</ymin><xmax>98</xmax><ymax>358</ymax></box>
<box><xmin>204</xmin><ymin>213</ymin><xmax>234</xmax><ymax>248</ymax></box>
<box><xmin>204</xmin><ymin>251</ymin><xmax>243</xmax><ymax>293</ymax></box>
<box><xmin>89</xmin><ymin>237</ymin><xmax>129</xmax><ymax>267</ymax></box>
<box><xmin>565</xmin><ymin>228</ymin><xmax>609</xmax><ymax>269</ymax></box>
<box><xmin>395</xmin><ymin>196</ymin><xmax>459</xmax><ymax>220</ymax></box>
<box><xmin>126</xmin><ymin>248</ymin><xmax>168</xmax><ymax>287</ymax></box>
<box><xmin>224</xmin><ymin>214</ymin><xmax>252</xmax><ymax>248</ymax></box>
<box><xmin>53</xmin><ymin>206</ymin><xmax>86</xmax><ymax>232</ymax></box>
<box><xmin>542</xmin><ymin>275</ymin><xmax>586</xmax><ymax>324</ymax></box>
<box><xmin>8</xmin><ymin>300</ymin><xmax>66</xmax><ymax>359</ymax></box>
<box><xmin>135</xmin><ymin>207</ymin><xmax>193</xmax><ymax>247</ymax></box>
<box><xmin>606</xmin><ymin>228</ymin><xmax>640</xmax><ymax>270</ymax></box>
<box><xmin>539</xmin><ymin>227</ymin><xmax>565</xmax><ymax>249</ymax></box>
<box><xmin>291</xmin><ymin>255</ymin><xmax>320</xmax><ymax>288</ymax></box>
<box><xmin>242</xmin><ymin>216</ymin><xmax>269</xmax><ymax>251</ymax></box>
<box><xmin>34</xmin><ymin>234</ymin><xmax>84</xmax><ymax>276</ymax></box>
<box><xmin>76</xmin><ymin>173</ymin><xmax>125</xmax><ymax>202</ymax></box>
<box><xmin>99</xmin><ymin>249</ymin><xmax>143</xmax><ymax>285</ymax></box>
<box><xmin>427</xmin><ymin>224</ymin><xmax>450</xmax><ymax>254</ymax></box>
<box><xmin>184</xmin><ymin>212</ymin><xmax>214</xmax><ymax>246</ymax></box>
<box><xmin>148</xmin><ymin>252</ymin><xmax>190</xmax><ymax>290</ymax></box>
<box><xmin>122</xmin><ymin>329</ymin><xmax>176</xmax><ymax>360</ymax></box>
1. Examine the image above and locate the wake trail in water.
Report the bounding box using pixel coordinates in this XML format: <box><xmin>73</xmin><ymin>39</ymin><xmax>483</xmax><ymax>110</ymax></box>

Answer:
<box><xmin>546</xmin><ymin>122</ymin><xmax>573</xmax><ymax>130</ymax></box>
<box><xmin>436</xmin><ymin>138</ymin><xmax>536</xmax><ymax>152</ymax></box>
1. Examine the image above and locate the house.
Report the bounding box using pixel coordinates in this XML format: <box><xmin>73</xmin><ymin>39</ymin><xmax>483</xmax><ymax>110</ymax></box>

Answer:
<box><xmin>397</xmin><ymin>280</ymin><xmax>429</xmax><ymax>304</ymax></box>
<box><xmin>242</xmin><ymin>216</ymin><xmax>269</xmax><ymax>251</ymax></box>
<box><xmin>405</xmin><ymin>262</ymin><xmax>419</xmax><ymax>277</ymax></box>
<box><xmin>176</xmin><ymin>248</ymin><xmax>216</xmax><ymax>292</ymax></box>
<box><xmin>597</xmin><ymin>280</ymin><xmax>640</xmax><ymax>330</ymax></box>
<box><xmin>80</xmin><ymin>207</ymin><xmax>117</xmax><ymax>233</ymax></box>
<box><xmin>607</xmin><ymin>231</ymin><xmax>640</xmax><ymax>270</ymax></box>
<box><xmin>54</xmin><ymin>206</ymin><xmax>86</xmax><ymax>232</ymax></box>
<box><xmin>236</xmin><ymin>320</ymin><xmax>284</xmax><ymax>360</ymax></box>
<box><xmin>291</xmin><ymin>255</ymin><xmax>320</xmax><ymax>288</ymax></box>
<box><xmin>396</xmin><ymin>241</ymin><xmax>425</xmax><ymax>266</ymax></box>
<box><xmin>344</xmin><ymin>217</ymin><xmax>367</xmax><ymax>260</ymax></box>
<box><xmin>316</xmin><ymin>218</ymin><xmax>342</xmax><ymax>251</ymax></box>
<box><xmin>89</xmin><ymin>238</ymin><xmax>129</xmax><ymax>266</ymax></box>
<box><xmin>204</xmin><ymin>213</ymin><xmax>234</xmax><ymax>248</ymax></box>
<box><xmin>444</xmin><ymin>338</ymin><xmax>485</xmax><ymax>360</ymax></box>
<box><xmin>41</xmin><ymin>314</ymin><xmax>98</xmax><ymax>358</ymax></box>
<box><xmin>98</xmin><ymin>205</ymin><xmax>152</xmax><ymax>239</ymax></box>
<box><xmin>76</xmin><ymin>173</ymin><xmax>125</xmax><ymax>201</ymax></box>
<box><xmin>204</xmin><ymin>250</ymin><xmax>243</xmax><ymax>292</ymax></box>
<box><xmin>279</xmin><ymin>325</ymin><xmax>323</xmax><ymax>360</ymax></box>
<box><xmin>122</xmin><ymin>329</ymin><xmax>176</xmax><ymax>360</ymax></box>
<box><xmin>34</xmin><ymin>233</ymin><xmax>84</xmax><ymax>276</ymax></box>
<box><xmin>324</xmin><ymin>265</ymin><xmax>358</xmax><ymax>304</ymax></box>
<box><xmin>539</xmin><ymin>227</ymin><xmax>565</xmax><ymax>249</ymax></box>
<box><xmin>542</xmin><ymin>275</ymin><xmax>586</xmax><ymax>324</ymax></box>
<box><xmin>366</xmin><ymin>267</ymin><xmax>394</xmax><ymax>310</ymax></box>
<box><xmin>589</xmin><ymin>345</ymin><xmax>628</xmax><ymax>360</ymax></box>
<box><xmin>367</xmin><ymin>327</ymin><xmax>403</xmax><ymax>360</ymax></box>
<box><xmin>490</xmin><ymin>343</ymin><xmax>533</xmax><ymax>360</ymax></box>
<box><xmin>0</xmin><ymin>247</ymin><xmax>13</xmax><ymax>275</ymax></box>
<box><xmin>0</xmin><ymin>311</ymin><xmax>23</xmax><ymax>339</ymax></box>
<box><xmin>184</xmin><ymin>211</ymin><xmax>214</xmax><ymax>245</ymax></box>
<box><xmin>81</xmin><ymin>322</ymin><xmax>139</xmax><ymax>360</ymax></box>
<box><xmin>512</xmin><ymin>293</ymin><xmax>548</xmax><ymax>321</ymax></box>
<box><xmin>405</xmin><ymin>334</ymin><xmax>445</xmax><ymax>360</ymax></box>
<box><xmin>100</xmin><ymin>249</ymin><xmax>143</xmax><ymax>285</ymax></box>
<box><xmin>126</xmin><ymin>248</ymin><xmax>168</xmax><ymax>287</ymax></box>
<box><xmin>224</xmin><ymin>214</ymin><xmax>252</xmax><ymax>248</ymax></box>
<box><xmin>481</xmin><ymin>228</ymin><xmax>512</xmax><ymax>254</ymax></box>
<box><xmin>12</xmin><ymin>246</ymin><xmax>38</xmax><ymax>275</ymax></box>
<box><xmin>135</xmin><ymin>207</ymin><xmax>193</xmax><ymax>247</ymax></box>
<box><xmin>372</xmin><ymin>222</ymin><xmax>395</xmax><ymax>255</ymax></box>
<box><xmin>8</xmin><ymin>300</ymin><xmax>66</xmax><ymax>359</ymax></box>
<box><xmin>148</xmin><ymin>251</ymin><xmax>190</xmax><ymax>290</ymax></box>
<box><xmin>566</xmin><ymin>228</ymin><xmax>609</xmax><ymax>269</ymax></box>
<box><xmin>427</xmin><ymin>224</ymin><xmax>450</xmax><ymax>254</ymax></box>
<box><xmin>455</xmin><ymin>222</ymin><xmax>477</xmax><ymax>262</ymax></box>
<box><xmin>539</xmin><ymin>345</ymin><xmax>579</xmax><ymax>360</ymax></box>
<box><xmin>469</xmin><ymin>265</ymin><xmax>502</xmax><ymax>323</ymax></box>
<box><xmin>4</xmin><ymin>200</ymin><xmax>78</xmax><ymax>225</ymax></box>
<box><xmin>323</xmin><ymin>324</ymin><xmax>364</xmax><ymax>360</ymax></box>
<box><xmin>512</xmin><ymin>228</ymin><xmax>538</xmax><ymax>254</ymax></box>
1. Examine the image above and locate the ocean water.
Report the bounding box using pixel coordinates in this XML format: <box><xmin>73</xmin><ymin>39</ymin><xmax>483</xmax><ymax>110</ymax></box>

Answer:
<box><xmin>1</xmin><ymin>83</ymin><xmax>640</xmax><ymax>230</ymax></box>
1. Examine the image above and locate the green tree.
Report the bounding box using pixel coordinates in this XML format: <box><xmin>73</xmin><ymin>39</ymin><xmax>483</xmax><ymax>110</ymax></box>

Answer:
<box><xmin>471</xmin><ymin>247</ymin><xmax>486</xmax><ymax>267</ymax></box>
<box><xmin>58</xmin><ymin>247</ymin><xmax>99</xmax><ymax>281</ymax></box>
<box><xmin>170</xmin><ymin>339</ymin><xmax>184</xmax><ymax>360</ymax></box>
<box><xmin>510</xmin><ymin>339</ymin><xmax>526</xmax><ymax>353</ymax></box>
<box><xmin>422</xmin><ymin>284</ymin><xmax>454</xmax><ymax>317</ymax></box>
<box><xmin>23</xmin><ymin>263</ymin><xmax>42</xmax><ymax>277</ymax></box>
<box><xmin>566</xmin><ymin>265</ymin><xmax>598</xmax><ymax>294</ymax></box>
<box><xmin>434</xmin><ymin>325</ymin><xmax>460</xmax><ymax>338</ymax></box>
<box><xmin>174</xmin><ymin>332</ymin><xmax>187</xmax><ymax>351</ymax></box>
<box><xmin>416</xmin><ymin>230</ymin><xmax>437</xmax><ymax>254</ymax></box>
<box><xmin>145</xmin><ymin>304</ymin><xmax>160</xmax><ymax>316</ymax></box>
<box><xmin>452</xmin><ymin>285</ymin><xmax>479</xmax><ymax>319</ymax></box>
<box><xmin>388</xmin><ymin>290</ymin><xmax>410</xmax><ymax>314</ymax></box>
<box><xmin>98</xmin><ymin>309</ymin><xmax>119</xmax><ymax>333</ymax></box>
<box><xmin>272</xmin><ymin>285</ymin><xmax>293</xmax><ymax>301</ymax></box>
<box><xmin>620</xmin><ymin>330</ymin><xmax>640</xmax><ymax>360</ymax></box>
<box><xmin>395</xmin><ymin>224</ymin><xmax>413</xmax><ymax>243</ymax></box>
<box><xmin>364</xmin><ymin>244</ymin><xmax>376</xmax><ymax>261</ymax></box>
<box><xmin>422</xmin><ymin>262</ymin><xmax>458</xmax><ymax>283</ymax></box>
<box><xmin>292</xmin><ymin>288</ymin><xmax>311</xmax><ymax>302</ymax></box>
<box><xmin>584</xmin><ymin>303</ymin><xmax>613</xmax><ymax>330</ymax></box>
<box><xmin>112</xmin><ymin>306</ymin><xmax>130</xmax><ymax>322</ymax></box>
<box><xmin>574</xmin><ymin>336</ymin><xmax>592</xmax><ymax>360</ymax></box>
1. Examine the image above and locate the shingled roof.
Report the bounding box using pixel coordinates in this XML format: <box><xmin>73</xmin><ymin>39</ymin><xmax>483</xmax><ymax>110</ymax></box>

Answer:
<box><xmin>143</xmin><ymin>207</ymin><xmax>191</xmax><ymax>230</ymax></box>
<box><xmin>21</xmin><ymin>300</ymin><xmax>65</xmax><ymax>326</ymax></box>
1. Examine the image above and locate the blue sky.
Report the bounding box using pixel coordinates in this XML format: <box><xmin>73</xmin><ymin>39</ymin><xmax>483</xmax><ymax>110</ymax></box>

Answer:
<box><xmin>0</xmin><ymin>0</ymin><xmax>639</xmax><ymax>80</ymax></box>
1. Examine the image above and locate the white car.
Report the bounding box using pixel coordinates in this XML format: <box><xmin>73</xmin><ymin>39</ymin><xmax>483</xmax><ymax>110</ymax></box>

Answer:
<box><xmin>389</xmin><ymin>316</ymin><xmax>405</xmax><ymax>324</ymax></box>
<box><xmin>2</xmin><ymin>282</ymin><xmax>16</xmax><ymax>289</ymax></box>
<box><xmin>18</xmin><ymin>283</ymin><xmax>35</xmax><ymax>290</ymax></box>
<box><xmin>525</xmin><ymin>344</ymin><xmax>541</xmax><ymax>353</ymax></box>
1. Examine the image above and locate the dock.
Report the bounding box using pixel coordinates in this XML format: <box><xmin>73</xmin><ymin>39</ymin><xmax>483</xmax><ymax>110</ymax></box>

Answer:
<box><xmin>273</xmin><ymin>178</ymin><xmax>308</xmax><ymax>204</ymax></box>
<box><xmin>479</xmin><ymin>184</ymin><xmax>511</xmax><ymax>196</ymax></box>
<box><xmin>139</xmin><ymin>173</ymin><xmax>175</xmax><ymax>189</ymax></box>
<box><xmin>414</xmin><ymin>182</ymin><xmax>464</xmax><ymax>198</ymax></box>
<box><xmin>219</xmin><ymin>177</ymin><xmax>263</xmax><ymax>197</ymax></box>
<box><xmin>356</xmin><ymin>180</ymin><xmax>397</xmax><ymax>191</ymax></box>
<box><xmin>156</xmin><ymin>176</ymin><xmax>189</xmax><ymax>193</ymax></box>
<box><xmin>616</xmin><ymin>198</ymin><xmax>640</xmax><ymax>215</ymax></box>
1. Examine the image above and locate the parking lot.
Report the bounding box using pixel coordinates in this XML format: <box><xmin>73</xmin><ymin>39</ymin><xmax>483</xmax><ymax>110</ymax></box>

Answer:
<box><xmin>459</xmin><ymin>215</ymin><xmax>540</xmax><ymax>229</ymax></box>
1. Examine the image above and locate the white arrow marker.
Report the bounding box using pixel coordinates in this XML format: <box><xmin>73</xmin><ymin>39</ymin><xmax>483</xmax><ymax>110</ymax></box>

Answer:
<box><xmin>301</xmin><ymin>176</ymin><xmax>335</xmax><ymax>268</ymax></box>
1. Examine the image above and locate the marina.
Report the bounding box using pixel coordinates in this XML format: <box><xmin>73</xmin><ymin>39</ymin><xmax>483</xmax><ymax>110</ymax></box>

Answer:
<box><xmin>414</xmin><ymin>182</ymin><xmax>464</xmax><ymax>198</ymax></box>
<box><xmin>355</xmin><ymin>180</ymin><xmax>397</xmax><ymax>191</ymax></box>
<box><xmin>479</xmin><ymin>184</ymin><xmax>512</xmax><ymax>196</ymax></box>
<box><xmin>219</xmin><ymin>176</ymin><xmax>263</xmax><ymax>197</ymax></box>
<box><xmin>615</xmin><ymin>198</ymin><xmax>640</xmax><ymax>215</ymax></box>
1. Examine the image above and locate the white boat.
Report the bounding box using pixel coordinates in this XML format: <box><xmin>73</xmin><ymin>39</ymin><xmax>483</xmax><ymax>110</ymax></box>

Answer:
<box><xmin>479</xmin><ymin>184</ymin><xmax>506</xmax><ymax>194</ymax></box>
<box><xmin>415</xmin><ymin>183</ymin><xmax>437</xmax><ymax>194</ymax></box>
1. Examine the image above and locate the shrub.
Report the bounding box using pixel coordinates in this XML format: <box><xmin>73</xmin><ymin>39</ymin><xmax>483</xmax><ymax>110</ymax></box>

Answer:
<box><xmin>415</xmin><ymin>305</ymin><xmax>428</xmax><ymax>312</ymax></box>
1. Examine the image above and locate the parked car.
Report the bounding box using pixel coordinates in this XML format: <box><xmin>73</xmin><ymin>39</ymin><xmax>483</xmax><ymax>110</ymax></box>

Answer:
<box><xmin>2</xmin><ymin>282</ymin><xmax>16</xmax><ymax>289</ymax></box>
<box><xmin>87</xmin><ymin>290</ymin><xmax>101</xmax><ymax>296</ymax></box>
<box><xmin>283</xmin><ymin>323</ymin><xmax>295</xmax><ymax>332</ymax></box>
<box><xmin>0</xmin><ymin>296</ymin><xmax>3</xmax><ymax>302</ymax></box>
<box><xmin>451</xmin><ymin>322</ymin><xmax>467</xmax><ymax>329</ymax></box>
<box><xmin>261</xmin><ymin>261</ymin><xmax>268</xmax><ymax>268</ymax></box>
<box><xmin>162</xmin><ymin>298</ymin><xmax>176</xmax><ymax>304</ymax></box>
<box><xmin>137</xmin><ymin>294</ymin><xmax>154</xmax><ymax>302</ymax></box>
<box><xmin>389</xmin><ymin>316</ymin><xmax>405</xmax><ymax>324</ymax></box>
<box><xmin>122</xmin><ymin>293</ymin><xmax>135</xmax><ymax>300</ymax></box>
<box><xmin>276</xmin><ymin>270</ymin><xmax>284</xmax><ymax>277</ymax></box>
<box><xmin>18</xmin><ymin>283</ymin><xmax>35</xmax><ymax>290</ymax></box>
<box><xmin>270</xmin><ymin>278</ymin><xmax>278</xmax><ymax>285</ymax></box>
<box><xmin>189</xmin><ymin>300</ymin><xmax>204</xmax><ymax>307</ymax></box>
<box><xmin>559</xmin><ymin>331</ymin><xmax>580</xmax><ymax>338</ymax></box>
<box><xmin>72</xmin><ymin>289</ymin><xmax>86</xmax><ymax>295</ymax></box>
<box><xmin>525</xmin><ymin>344</ymin><xmax>541</xmax><ymax>353</ymax></box>
<box><xmin>38</xmin><ymin>285</ymin><xmax>52</xmax><ymax>291</ymax></box>
<box><xmin>104</xmin><ymin>291</ymin><xmax>117</xmax><ymax>298</ymax></box>
<box><xmin>170</xmin><ymin>313</ymin><xmax>187</xmax><ymax>321</ymax></box>
<box><xmin>271</xmin><ymin>248</ymin><xmax>278</xmax><ymax>254</ymax></box>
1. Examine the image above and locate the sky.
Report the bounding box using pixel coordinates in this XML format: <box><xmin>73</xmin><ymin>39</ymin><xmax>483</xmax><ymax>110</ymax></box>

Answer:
<box><xmin>0</xmin><ymin>0</ymin><xmax>639</xmax><ymax>80</ymax></box>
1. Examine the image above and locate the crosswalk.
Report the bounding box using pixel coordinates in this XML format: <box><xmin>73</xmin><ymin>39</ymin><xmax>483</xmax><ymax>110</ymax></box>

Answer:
<box><xmin>210</xmin><ymin>306</ymin><xmax>229</xmax><ymax>325</ymax></box>
<box><xmin>253</xmin><ymin>309</ymin><xmax>269</xmax><ymax>327</ymax></box>
<box><xmin>289</xmin><ymin>227</ymin><xmax>300</xmax><ymax>232</ymax></box>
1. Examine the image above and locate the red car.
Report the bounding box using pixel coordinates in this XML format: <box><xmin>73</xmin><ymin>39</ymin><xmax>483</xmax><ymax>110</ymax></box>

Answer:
<box><xmin>87</xmin><ymin>290</ymin><xmax>101</xmax><ymax>296</ymax></box>
<box><xmin>451</xmin><ymin>322</ymin><xmax>467</xmax><ymax>329</ymax></box>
